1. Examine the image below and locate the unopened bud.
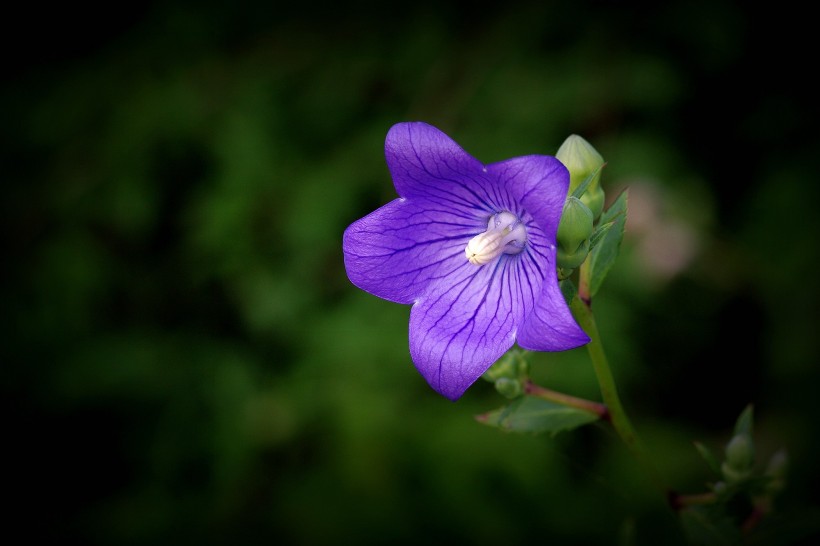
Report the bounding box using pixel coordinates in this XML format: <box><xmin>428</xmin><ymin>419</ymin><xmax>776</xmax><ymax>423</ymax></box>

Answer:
<box><xmin>765</xmin><ymin>449</ymin><xmax>788</xmax><ymax>494</ymax></box>
<box><xmin>725</xmin><ymin>434</ymin><xmax>754</xmax><ymax>471</ymax></box>
<box><xmin>556</xmin><ymin>197</ymin><xmax>594</xmax><ymax>270</ymax></box>
<box><xmin>494</xmin><ymin>377</ymin><xmax>523</xmax><ymax>399</ymax></box>
<box><xmin>556</xmin><ymin>134</ymin><xmax>606</xmax><ymax>219</ymax></box>
<box><xmin>721</xmin><ymin>433</ymin><xmax>754</xmax><ymax>484</ymax></box>
<box><xmin>483</xmin><ymin>349</ymin><xmax>528</xmax><ymax>383</ymax></box>
<box><xmin>482</xmin><ymin>352</ymin><xmax>518</xmax><ymax>382</ymax></box>
<box><xmin>721</xmin><ymin>462</ymin><xmax>751</xmax><ymax>484</ymax></box>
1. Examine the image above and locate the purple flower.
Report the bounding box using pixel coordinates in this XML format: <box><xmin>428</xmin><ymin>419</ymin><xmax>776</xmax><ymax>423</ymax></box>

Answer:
<box><xmin>343</xmin><ymin>122</ymin><xmax>590</xmax><ymax>400</ymax></box>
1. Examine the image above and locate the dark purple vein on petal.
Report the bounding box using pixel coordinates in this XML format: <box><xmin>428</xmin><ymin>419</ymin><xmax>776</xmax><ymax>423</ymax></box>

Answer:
<box><xmin>406</xmin><ymin>134</ymin><xmax>498</xmax><ymax>213</ymax></box>
<box><xmin>432</xmin><ymin>258</ymin><xmax>502</xmax><ymax>392</ymax></box>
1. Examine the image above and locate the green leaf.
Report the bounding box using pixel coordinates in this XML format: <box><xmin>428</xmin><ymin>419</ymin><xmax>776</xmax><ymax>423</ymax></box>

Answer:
<box><xmin>694</xmin><ymin>441</ymin><xmax>722</xmax><ymax>475</ymax></box>
<box><xmin>586</xmin><ymin>189</ymin><xmax>628</xmax><ymax>297</ymax></box>
<box><xmin>476</xmin><ymin>396</ymin><xmax>599</xmax><ymax>436</ymax></box>
<box><xmin>733</xmin><ymin>404</ymin><xmax>754</xmax><ymax>437</ymax></box>
<box><xmin>560</xmin><ymin>278</ymin><xmax>577</xmax><ymax>306</ymax></box>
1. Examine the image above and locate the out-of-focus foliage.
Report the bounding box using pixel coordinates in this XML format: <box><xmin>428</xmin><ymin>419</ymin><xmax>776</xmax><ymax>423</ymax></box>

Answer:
<box><xmin>3</xmin><ymin>1</ymin><xmax>819</xmax><ymax>544</ymax></box>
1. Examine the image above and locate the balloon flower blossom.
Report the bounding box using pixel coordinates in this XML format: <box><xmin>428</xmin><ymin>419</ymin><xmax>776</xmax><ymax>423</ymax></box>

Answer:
<box><xmin>343</xmin><ymin>122</ymin><xmax>590</xmax><ymax>400</ymax></box>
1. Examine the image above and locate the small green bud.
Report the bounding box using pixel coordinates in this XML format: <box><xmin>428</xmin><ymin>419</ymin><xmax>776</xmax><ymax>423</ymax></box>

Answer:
<box><xmin>556</xmin><ymin>134</ymin><xmax>606</xmax><ymax>219</ymax></box>
<box><xmin>721</xmin><ymin>433</ymin><xmax>754</xmax><ymax>484</ymax></box>
<box><xmin>556</xmin><ymin>197</ymin><xmax>594</xmax><ymax>270</ymax></box>
<box><xmin>482</xmin><ymin>349</ymin><xmax>528</xmax><ymax>383</ymax></box>
<box><xmin>765</xmin><ymin>449</ymin><xmax>788</xmax><ymax>494</ymax></box>
<box><xmin>582</xmin><ymin>187</ymin><xmax>605</xmax><ymax>223</ymax></box>
<box><xmin>725</xmin><ymin>433</ymin><xmax>754</xmax><ymax>471</ymax></box>
<box><xmin>482</xmin><ymin>352</ymin><xmax>517</xmax><ymax>382</ymax></box>
<box><xmin>494</xmin><ymin>377</ymin><xmax>523</xmax><ymax>399</ymax></box>
<box><xmin>720</xmin><ymin>461</ymin><xmax>751</xmax><ymax>484</ymax></box>
<box><xmin>557</xmin><ymin>197</ymin><xmax>594</xmax><ymax>251</ymax></box>
<box><xmin>515</xmin><ymin>353</ymin><xmax>530</xmax><ymax>377</ymax></box>
<box><xmin>557</xmin><ymin>239</ymin><xmax>590</xmax><ymax>271</ymax></box>
<box><xmin>765</xmin><ymin>449</ymin><xmax>788</xmax><ymax>478</ymax></box>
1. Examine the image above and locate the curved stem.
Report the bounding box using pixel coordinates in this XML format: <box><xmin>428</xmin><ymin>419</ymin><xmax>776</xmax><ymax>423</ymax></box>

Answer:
<box><xmin>571</xmin><ymin>296</ymin><xmax>668</xmax><ymax>495</ymax></box>
<box><xmin>524</xmin><ymin>379</ymin><xmax>609</xmax><ymax>421</ymax></box>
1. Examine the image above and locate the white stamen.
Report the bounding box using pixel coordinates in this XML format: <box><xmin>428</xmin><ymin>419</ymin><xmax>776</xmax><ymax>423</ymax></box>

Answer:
<box><xmin>465</xmin><ymin>212</ymin><xmax>527</xmax><ymax>266</ymax></box>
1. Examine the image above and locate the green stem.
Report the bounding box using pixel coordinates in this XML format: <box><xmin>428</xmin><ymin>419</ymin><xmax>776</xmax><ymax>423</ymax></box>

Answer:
<box><xmin>571</xmin><ymin>296</ymin><xmax>668</xmax><ymax>495</ymax></box>
<box><xmin>524</xmin><ymin>379</ymin><xmax>609</xmax><ymax>421</ymax></box>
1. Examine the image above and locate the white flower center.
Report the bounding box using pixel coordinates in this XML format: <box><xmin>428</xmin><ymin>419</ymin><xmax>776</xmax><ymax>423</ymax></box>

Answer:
<box><xmin>465</xmin><ymin>212</ymin><xmax>527</xmax><ymax>266</ymax></box>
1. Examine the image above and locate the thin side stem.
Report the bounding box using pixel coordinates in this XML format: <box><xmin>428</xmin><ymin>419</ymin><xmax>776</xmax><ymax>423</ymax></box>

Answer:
<box><xmin>578</xmin><ymin>260</ymin><xmax>592</xmax><ymax>306</ymax></box>
<box><xmin>571</xmin><ymin>296</ymin><xmax>668</xmax><ymax>495</ymax></box>
<box><xmin>524</xmin><ymin>380</ymin><xmax>610</xmax><ymax>421</ymax></box>
<box><xmin>668</xmin><ymin>492</ymin><xmax>717</xmax><ymax>511</ymax></box>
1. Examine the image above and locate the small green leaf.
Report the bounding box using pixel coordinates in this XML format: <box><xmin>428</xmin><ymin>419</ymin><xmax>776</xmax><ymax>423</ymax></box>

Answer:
<box><xmin>560</xmin><ymin>278</ymin><xmax>577</xmax><ymax>306</ymax></box>
<box><xmin>733</xmin><ymin>404</ymin><xmax>754</xmax><ymax>437</ymax></box>
<box><xmin>589</xmin><ymin>220</ymin><xmax>615</xmax><ymax>251</ymax></box>
<box><xmin>476</xmin><ymin>396</ymin><xmax>599</xmax><ymax>436</ymax></box>
<box><xmin>694</xmin><ymin>441</ymin><xmax>722</xmax><ymax>475</ymax></box>
<box><xmin>587</xmin><ymin>189</ymin><xmax>628</xmax><ymax>297</ymax></box>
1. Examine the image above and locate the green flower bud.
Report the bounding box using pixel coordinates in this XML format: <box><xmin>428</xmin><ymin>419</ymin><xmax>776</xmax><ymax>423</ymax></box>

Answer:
<box><xmin>482</xmin><ymin>352</ymin><xmax>517</xmax><ymax>382</ymax></box>
<box><xmin>557</xmin><ymin>239</ymin><xmax>590</xmax><ymax>270</ymax></box>
<box><xmin>556</xmin><ymin>197</ymin><xmax>593</xmax><ymax>270</ymax></box>
<box><xmin>725</xmin><ymin>433</ymin><xmax>754</xmax><ymax>471</ymax></box>
<box><xmin>482</xmin><ymin>349</ymin><xmax>528</xmax><ymax>383</ymax></box>
<box><xmin>765</xmin><ymin>449</ymin><xmax>788</xmax><ymax>494</ymax></box>
<box><xmin>721</xmin><ymin>433</ymin><xmax>754</xmax><ymax>484</ymax></box>
<box><xmin>765</xmin><ymin>449</ymin><xmax>788</xmax><ymax>478</ymax></box>
<box><xmin>582</xmin><ymin>187</ymin><xmax>605</xmax><ymax>223</ymax></box>
<box><xmin>720</xmin><ymin>461</ymin><xmax>751</xmax><ymax>484</ymax></box>
<box><xmin>557</xmin><ymin>267</ymin><xmax>575</xmax><ymax>281</ymax></box>
<box><xmin>494</xmin><ymin>377</ymin><xmax>523</xmax><ymax>399</ymax></box>
<box><xmin>556</xmin><ymin>134</ymin><xmax>606</xmax><ymax>219</ymax></box>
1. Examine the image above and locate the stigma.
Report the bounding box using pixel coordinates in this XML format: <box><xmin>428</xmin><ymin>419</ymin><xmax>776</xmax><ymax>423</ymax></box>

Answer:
<box><xmin>465</xmin><ymin>212</ymin><xmax>527</xmax><ymax>265</ymax></box>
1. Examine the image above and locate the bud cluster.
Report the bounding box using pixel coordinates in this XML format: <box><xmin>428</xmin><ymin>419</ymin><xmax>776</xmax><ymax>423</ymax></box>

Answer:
<box><xmin>554</xmin><ymin>135</ymin><xmax>606</xmax><ymax>275</ymax></box>
<box><xmin>482</xmin><ymin>349</ymin><xmax>529</xmax><ymax>399</ymax></box>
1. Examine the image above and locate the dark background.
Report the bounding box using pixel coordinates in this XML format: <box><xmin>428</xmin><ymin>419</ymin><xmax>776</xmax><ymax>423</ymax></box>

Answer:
<box><xmin>3</xmin><ymin>1</ymin><xmax>818</xmax><ymax>544</ymax></box>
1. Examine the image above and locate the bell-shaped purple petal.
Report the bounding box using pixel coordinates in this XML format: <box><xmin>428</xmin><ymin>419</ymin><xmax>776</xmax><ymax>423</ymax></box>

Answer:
<box><xmin>518</xmin><ymin>245</ymin><xmax>591</xmax><ymax>350</ymax></box>
<box><xmin>385</xmin><ymin>122</ymin><xmax>512</xmax><ymax>215</ymax></box>
<box><xmin>343</xmin><ymin>121</ymin><xmax>590</xmax><ymax>400</ymax></box>
<box><xmin>342</xmin><ymin>198</ymin><xmax>482</xmax><ymax>304</ymax></box>
<box><xmin>409</xmin><ymin>253</ymin><xmax>538</xmax><ymax>401</ymax></box>
<box><xmin>344</xmin><ymin>123</ymin><xmax>517</xmax><ymax>305</ymax></box>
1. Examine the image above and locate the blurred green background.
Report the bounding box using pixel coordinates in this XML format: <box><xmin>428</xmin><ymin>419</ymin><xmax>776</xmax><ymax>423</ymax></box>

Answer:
<box><xmin>3</xmin><ymin>1</ymin><xmax>819</xmax><ymax>544</ymax></box>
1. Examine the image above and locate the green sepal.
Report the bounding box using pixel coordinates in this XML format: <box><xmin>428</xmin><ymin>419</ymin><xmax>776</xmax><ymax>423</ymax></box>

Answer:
<box><xmin>570</xmin><ymin>162</ymin><xmax>605</xmax><ymax>201</ymax></box>
<box><xmin>733</xmin><ymin>404</ymin><xmax>754</xmax><ymax>437</ymax></box>
<box><xmin>475</xmin><ymin>396</ymin><xmax>599</xmax><ymax>436</ymax></box>
<box><xmin>694</xmin><ymin>441</ymin><xmax>722</xmax><ymax>476</ymax></box>
<box><xmin>586</xmin><ymin>189</ymin><xmax>628</xmax><ymax>297</ymax></box>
